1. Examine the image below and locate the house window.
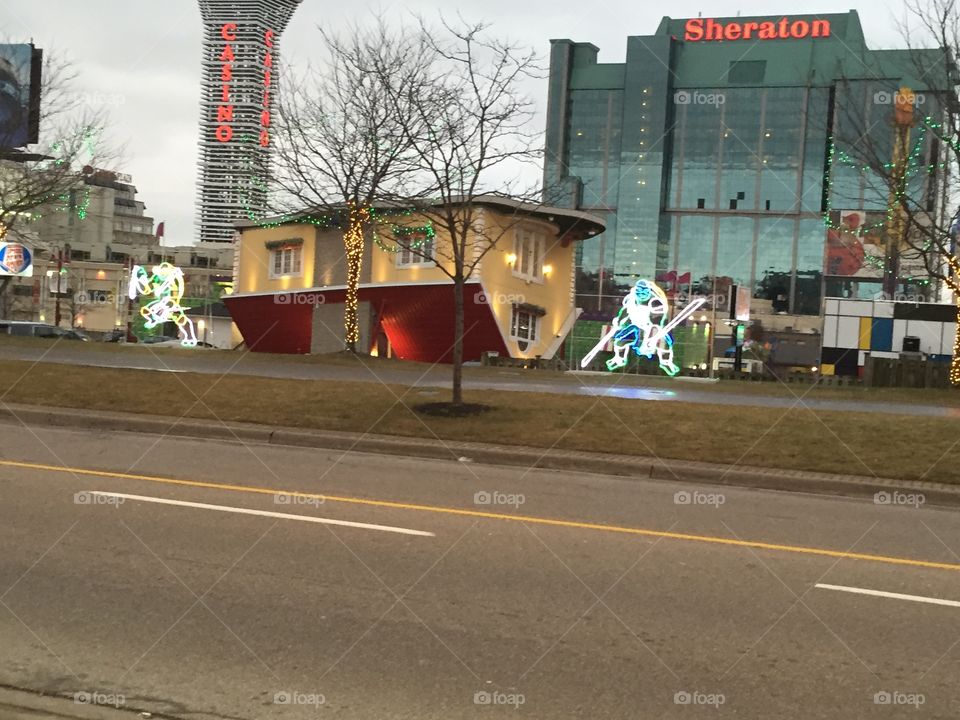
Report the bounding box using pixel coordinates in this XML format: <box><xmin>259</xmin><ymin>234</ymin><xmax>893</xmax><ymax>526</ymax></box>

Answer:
<box><xmin>269</xmin><ymin>245</ymin><xmax>302</xmax><ymax>278</ymax></box>
<box><xmin>511</xmin><ymin>305</ymin><xmax>538</xmax><ymax>342</ymax></box>
<box><xmin>396</xmin><ymin>236</ymin><xmax>435</xmax><ymax>267</ymax></box>
<box><xmin>513</xmin><ymin>229</ymin><xmax>545</xmax><ymax>281</ymax></box>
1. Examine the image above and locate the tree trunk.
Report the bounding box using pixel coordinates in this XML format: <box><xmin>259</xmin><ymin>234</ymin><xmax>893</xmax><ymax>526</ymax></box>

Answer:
<box><xmin>452</xmin><ymin>273</ymin><xmax>464</xmax><ymax>405</ymax></box>
<box><xmin>952</xmin><ymin>295</ymin><xmax>960</xmax><ymax>386</ymax></box>
<box><xmin>344</xmin><ymin>205</ymin><xmax>368</xmax><ymax>353</ymax></box>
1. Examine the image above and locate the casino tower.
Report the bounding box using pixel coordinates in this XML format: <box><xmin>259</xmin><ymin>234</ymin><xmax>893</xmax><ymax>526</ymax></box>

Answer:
<box><xmin>196</xmin><ymin>0</ymin><xmax>302</xmax><ymax>243</ymax></box>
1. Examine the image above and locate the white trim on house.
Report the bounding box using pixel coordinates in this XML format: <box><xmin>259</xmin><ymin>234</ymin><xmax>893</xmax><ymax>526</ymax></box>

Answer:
<box><xmin>229</xmin><ymin>278</ymin><xmax>482</xmax><ymax>300</ymax></box>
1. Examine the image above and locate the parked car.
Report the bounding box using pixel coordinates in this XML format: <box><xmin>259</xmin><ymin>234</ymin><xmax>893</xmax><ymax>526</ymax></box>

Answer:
<box><xmin>147</xmin><ymin>338</ymin><xmax>217</xmax><ymax>349</ymax></box>
<box><xmin>134</xmin><ymin>335</ymin><xmax>179</xmax><ymax>344</ymax></box>
<box><xmin>0</xmin><ymin>321</ymin><xmax>90</xmax><ymax>341</ymax></box>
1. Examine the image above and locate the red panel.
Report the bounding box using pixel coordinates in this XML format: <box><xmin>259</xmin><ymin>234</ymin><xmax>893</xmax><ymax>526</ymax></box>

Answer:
<box><xmin>224</xmin><ymin>293</ymin><xmax>315</xmax><ymax>353</ymax></box>
<box><xmin>225</xmin><ymin>284</ymin><xmax>508</xmax><ymax>362</ymax></box>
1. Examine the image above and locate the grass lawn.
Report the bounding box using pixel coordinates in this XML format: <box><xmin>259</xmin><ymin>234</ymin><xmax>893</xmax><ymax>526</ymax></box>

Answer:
<box><xmin>0</xmin><ymin>358</ymin><xmax>958</xmax><ymax>484</ymax></box>
<box><xmin>3</xmin><ymin>335</ymin><xmax>960</xmax><ymax>406</ymax></box>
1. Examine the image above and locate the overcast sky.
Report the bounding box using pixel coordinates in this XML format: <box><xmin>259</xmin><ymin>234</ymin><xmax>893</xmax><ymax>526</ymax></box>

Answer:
<box><xmin>0</xmin><ymin>0</ymin><xmax>911</xmax><ymax>245</ymax></box>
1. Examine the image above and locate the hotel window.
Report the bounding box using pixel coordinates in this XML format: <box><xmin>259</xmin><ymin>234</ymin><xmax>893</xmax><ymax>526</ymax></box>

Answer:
<box><xmin>396</xmin><ymin>236</ymin><xmax>435</xmax><ymax>267</ymax></box>
<box><xmin>513</xmin><ymin>229</ymin><xmax>545</xmax><ymax>281</ymax></box>
<box><xmin>510</xmin><ymin>306</ymin><xmax>538</xmax><ymax>343</ymax></box>
<box><xmin>269</xmin><ymin>244</ymin><xmax>302</xmax><ymax>278</ymax></box>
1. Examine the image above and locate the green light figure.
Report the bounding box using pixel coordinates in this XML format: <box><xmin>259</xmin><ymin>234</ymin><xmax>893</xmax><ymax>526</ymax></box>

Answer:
<box><xmin>128</xmin><ymin>263</ymin><xmax>197</xmax><ymax>347</ymax></box>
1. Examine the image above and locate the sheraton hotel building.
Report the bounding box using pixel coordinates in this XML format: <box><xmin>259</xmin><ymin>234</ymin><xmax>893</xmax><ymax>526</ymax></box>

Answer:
<box><xmin>544</xmin><ymin>11</ymin><xmax>955</xmax><ymax>328</ymax></box>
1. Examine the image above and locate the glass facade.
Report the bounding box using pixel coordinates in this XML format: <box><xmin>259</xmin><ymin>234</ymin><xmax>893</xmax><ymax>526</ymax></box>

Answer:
<box><xmin>544</xmin><ymin>12</ymin><xmax>949</xmax><ymax>320</ymax></box>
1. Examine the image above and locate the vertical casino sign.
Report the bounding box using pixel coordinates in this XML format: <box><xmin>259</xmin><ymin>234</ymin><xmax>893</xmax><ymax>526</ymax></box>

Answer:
<box><xmin>213</xmin><ymin>22</ymin><xmax>275</xmax><ymax>147</ymax></box>
<box><xmin>261</xmin><ymin>29</ymin><xmax>274</xmax><ymax>147</ymax></box>
<box><xmin>216</xmin><ymin>22</ymin><xmax>236</xmax><ymax>143</ymax></box>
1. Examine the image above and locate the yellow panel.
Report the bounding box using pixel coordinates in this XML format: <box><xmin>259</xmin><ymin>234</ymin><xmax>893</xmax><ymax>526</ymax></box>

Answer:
<box><xmin>820</xmin><ymin>363</ymin><xmax>835</xmax><ymax>376</ymax></box>
<box><xmin>858</xmin><ymin>317</ymin><xmax>872</xmax><ymax>350</ymax></box>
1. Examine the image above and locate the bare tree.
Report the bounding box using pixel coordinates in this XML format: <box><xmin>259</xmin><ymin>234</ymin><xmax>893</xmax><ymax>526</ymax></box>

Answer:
<box><xmin>271</xmin><ymin>17</ymin><xmax>431</xmax><ymax>352</ymax></box>
<box><xmin>829</xmin><ymin>0</ymin><xmax>960</xmax><ymax>382</ymax></box>
<box><xmin>375</xmin><ymin>18</ymin><xmax>543</xmax><ymax>406</ymax></box>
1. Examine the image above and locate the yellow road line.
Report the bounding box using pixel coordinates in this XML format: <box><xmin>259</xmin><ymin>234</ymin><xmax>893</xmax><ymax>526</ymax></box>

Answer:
<box><xmin>4</xmin><ymin>458</ymin><xmax>960</xmax><ymax>572</ymax></box>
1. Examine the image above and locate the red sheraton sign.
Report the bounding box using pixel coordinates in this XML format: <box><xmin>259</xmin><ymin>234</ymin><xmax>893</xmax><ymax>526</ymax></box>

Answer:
<box><xmin>684</xmin><ymin>17</ymin><xmax>830</xmax><ymax>42</ymax></box>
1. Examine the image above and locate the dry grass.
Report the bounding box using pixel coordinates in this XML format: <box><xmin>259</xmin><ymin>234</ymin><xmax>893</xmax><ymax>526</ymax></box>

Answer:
<box><xmin>0</xmin><ymin>358</ymin><xmax>957</xmax><ymax>483</ymax></box>
<box><xmin>4</xmin><ymin>335</ymin><xmax>960</xmax><ymax>406</ymax></box>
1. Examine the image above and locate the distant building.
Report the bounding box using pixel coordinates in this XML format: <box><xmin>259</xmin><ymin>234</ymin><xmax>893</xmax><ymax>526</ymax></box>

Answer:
<box><xmin>544</xmin><ymin>10</ymin><xmax>956</xmax><ymax>370</ymax></box>
<box><xmin>34</xmin><ymin>167</ymin><xmax>158</xmax><ymax>263</ymax></box>
<box><xmin>195</xmin><ymin>0</ymin><xmax>303</xmax><ymax>243</ymax></box>
<box><xmin>2</xmin><ymin>167</ymin><xmax>237</xmax><ymax>342</ymax></box>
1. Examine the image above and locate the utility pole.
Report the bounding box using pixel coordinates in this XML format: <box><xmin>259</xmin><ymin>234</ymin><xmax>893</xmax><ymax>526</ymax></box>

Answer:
<box><xmin>53</xmin><ymin>248</ymin><xmax>63</xmax><ymax>327</ymax></box>
<box><xmin>125</xmin><ymin>257</ymin><xmax>135</xmax><ymax>342</ymax></box>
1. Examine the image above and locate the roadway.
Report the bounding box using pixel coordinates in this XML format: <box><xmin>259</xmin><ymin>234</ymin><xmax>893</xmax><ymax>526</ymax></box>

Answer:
<box><xmin>0</xmin><ymin>341</ymin><xmax>957</xmax><ymax>417</ymax></box>
<box><xmin>0</xmin><ymin>421</ymin><xmax>958</xmax><ymax>718</ymax></box>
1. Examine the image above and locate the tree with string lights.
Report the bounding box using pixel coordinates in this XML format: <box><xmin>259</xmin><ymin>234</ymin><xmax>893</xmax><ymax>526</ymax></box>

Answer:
<box><xmin>271</xmin><ymin>17</ymin><xmax>431</xmax><ymax>352</ymax></box>
<box><xmin>828</xmin><ymin>0</ymin><xmax>960</xmax><ymax>384</ymax></box>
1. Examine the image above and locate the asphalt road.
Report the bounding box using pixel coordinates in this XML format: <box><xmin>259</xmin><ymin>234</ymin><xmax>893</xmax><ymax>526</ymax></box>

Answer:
<box><xmin>1</xmin><ymin>341</ymin><xmax>958</xmax><ymax>417</ymax></box>
<box><xmin>1</xmin><ymin>422</ymin><xmax>959</xmax><ymax>718</ymax></box>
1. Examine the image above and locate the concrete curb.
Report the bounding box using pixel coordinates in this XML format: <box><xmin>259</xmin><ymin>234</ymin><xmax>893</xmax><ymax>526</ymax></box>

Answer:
<box><xmin>0</xmin><ymin>683</ymin><xmax>176</xmax><ymax>719</ymax></box>
<box><xmin>2</xmin><ymin>402</ymin><xmax>959</xmax><ymax>507</ymax></box>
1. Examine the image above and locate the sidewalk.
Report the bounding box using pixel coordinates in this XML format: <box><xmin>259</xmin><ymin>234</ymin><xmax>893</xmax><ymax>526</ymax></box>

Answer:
<box><xmin>2</xmin><ymin>402</ymin><xmax>959</xmax><ymax>507</ymax></box>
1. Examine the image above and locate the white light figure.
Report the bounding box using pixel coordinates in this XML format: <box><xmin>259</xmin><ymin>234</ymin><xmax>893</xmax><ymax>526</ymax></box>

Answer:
<box><xmin>581</xmin><ymin>279</ymin><xmax>705</xmax><ymax>376</ymax></box>
<box><xmin>128</xmin><ymin>263</ymin><xmax>198</xmax><ymax>347</ymax></box>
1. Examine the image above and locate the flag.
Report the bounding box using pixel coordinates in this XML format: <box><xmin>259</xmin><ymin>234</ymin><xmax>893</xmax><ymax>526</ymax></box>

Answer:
<box><xmin>156</xmin><ymin>222</ymin><xmax>165</xmax><ymax>240</ymax></box>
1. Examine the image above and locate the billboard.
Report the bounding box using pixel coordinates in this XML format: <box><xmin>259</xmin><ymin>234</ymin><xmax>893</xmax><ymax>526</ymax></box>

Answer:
<box><xmin>0</xmin><ymin>44</ymin><xmax>42</xmax><ymax>149</ymax></box>
<box><xmin>0</xmin><ymin>242</ymin><xmax>33</xmax><ymax>277</ymax></box>
<box><xmin>826</xmin><ymin>210</ymin><xmax>884</xmax><ymax>278</ymax></box>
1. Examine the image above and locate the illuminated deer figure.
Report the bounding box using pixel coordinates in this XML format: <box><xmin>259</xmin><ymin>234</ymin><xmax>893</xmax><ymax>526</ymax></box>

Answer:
<box><xmin>128</xmin><ymin>263</ymin><xmax>198</xmax><ymax>347</ymax></box>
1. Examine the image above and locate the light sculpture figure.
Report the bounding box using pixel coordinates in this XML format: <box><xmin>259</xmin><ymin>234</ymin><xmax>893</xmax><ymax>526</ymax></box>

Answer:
<box><xmin>581</xmin><ymin>279</ymin><xmax>705</xmax><ymax>376</ymax></box>
<box><xmin>129</xmin><ymin>263</ymin><xmax>198</xmax><ymax>347</ymax></box>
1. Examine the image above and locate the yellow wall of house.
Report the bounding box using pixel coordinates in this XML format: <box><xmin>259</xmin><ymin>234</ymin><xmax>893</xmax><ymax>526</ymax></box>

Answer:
<box><xmin>236</xmin><ymin>223</ymin><xmax>316</xmax><ymax>294</ymax></box>
<box><xmin>474</xmin><ymin>214</ymin><xmax>573</xmax><ymax>358</ymax></box>
<box><xmin>370</xmin><ymin>213</ymin><xmax>454</xmax><ymax>285</ymax></box>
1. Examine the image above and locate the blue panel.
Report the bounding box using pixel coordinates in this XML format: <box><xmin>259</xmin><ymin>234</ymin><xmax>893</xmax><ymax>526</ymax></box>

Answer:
<box><xmin>871</xmin><ymin>317</ymin><xmax>893</xmax><ymax>352</ymax></box>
